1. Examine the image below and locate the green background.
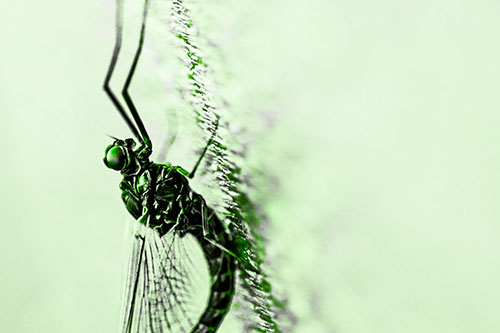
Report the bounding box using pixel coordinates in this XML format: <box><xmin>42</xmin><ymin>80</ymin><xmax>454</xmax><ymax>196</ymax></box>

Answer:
<box><xmin>1</xmin><ymin>0</ymin><xmax>500</xmax><ymax>332</ymax></box>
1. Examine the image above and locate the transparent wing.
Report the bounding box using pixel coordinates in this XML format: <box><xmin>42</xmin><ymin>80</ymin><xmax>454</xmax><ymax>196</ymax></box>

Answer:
<box><xmin>121</xmin><ymin>222</ymin><xmax>211</xmax><ymax>333</ymax></box>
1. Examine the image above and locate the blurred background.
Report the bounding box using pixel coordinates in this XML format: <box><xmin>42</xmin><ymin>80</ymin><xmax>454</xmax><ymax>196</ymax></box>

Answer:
<box><xmin>1</xmin><ymin>0</ymin><xmax>500</xmax><ymax>332</ymax></box>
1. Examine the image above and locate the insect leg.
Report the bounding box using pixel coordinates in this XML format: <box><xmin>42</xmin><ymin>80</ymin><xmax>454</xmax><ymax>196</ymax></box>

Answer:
<box><xmin>157</xmin><ymin>111</ymin><xmax>178</xmax><ymax>162</ymax></box>
<box><xmin>201</xmin><ymin>200</ymin><xmax>208</xmax><ymax>238</ymax></box>
<box><xmin>188</xmin><ymin>116</ymin><xmax>219</xmax><ymax>179</ymax></box>
<box><xmin>103</xmin><ymin>0</ymin><xmax>143</xmax><ymax>144</ymax></box>
<box><xmin>121</xmin><ymin>0</ymin><xmax>153</xmax><ymax>150</ymax></box>
<box><xmin>204</xmin><ymin>237</ymin><xmax>238</xmax><ymax>261</ymax></box>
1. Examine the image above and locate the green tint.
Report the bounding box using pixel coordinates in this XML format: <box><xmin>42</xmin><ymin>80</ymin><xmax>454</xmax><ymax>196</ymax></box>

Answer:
<box><xmin>105</xmin><ymin>146</ymin><xmax>128</xmax><ymax>171</ymax></box>
<box><xmin>3</xmin><ymin>0</ymin><xmax>500</xmax><ymax>332</ymax></box>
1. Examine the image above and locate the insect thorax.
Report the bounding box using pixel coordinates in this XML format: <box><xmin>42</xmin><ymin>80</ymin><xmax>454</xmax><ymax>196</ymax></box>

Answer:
<box><xmin>119</xmin><ymin>163</ymin><xmax>208</xmax><ymax>237</ymax></box>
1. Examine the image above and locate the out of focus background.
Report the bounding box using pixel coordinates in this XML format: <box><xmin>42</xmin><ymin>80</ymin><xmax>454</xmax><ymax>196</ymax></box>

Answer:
<box><xmin>2</xmin><ymin>0</ymin><xmax>500</xmax><ymax>332</ymax></box>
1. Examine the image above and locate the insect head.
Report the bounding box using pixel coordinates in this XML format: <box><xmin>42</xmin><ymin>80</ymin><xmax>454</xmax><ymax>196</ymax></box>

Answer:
<box><xmin>103</xmin><ymin>138</ymin><xmax>142</xmax><ymax>174</ymax></box>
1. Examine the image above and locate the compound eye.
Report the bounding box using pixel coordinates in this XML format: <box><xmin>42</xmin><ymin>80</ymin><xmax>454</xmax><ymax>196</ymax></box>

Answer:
<box><xmin>104</xmin><ymin>146</ymin><xmax>128</xmax><ymax>171</ymax></box>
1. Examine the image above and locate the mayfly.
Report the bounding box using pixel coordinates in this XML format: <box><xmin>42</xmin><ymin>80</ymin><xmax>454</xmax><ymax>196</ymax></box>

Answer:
<box><xmin>102</xmin><ymin>0</ymin><xmax>237</xmax><ymax>331</ymax></box>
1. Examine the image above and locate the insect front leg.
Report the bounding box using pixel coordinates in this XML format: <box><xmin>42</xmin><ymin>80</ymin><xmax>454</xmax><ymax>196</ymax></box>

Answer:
<box><xmin>120</xmin><ymin>0</ymin><xmax>153</xmax><ymax>150</ymax></box>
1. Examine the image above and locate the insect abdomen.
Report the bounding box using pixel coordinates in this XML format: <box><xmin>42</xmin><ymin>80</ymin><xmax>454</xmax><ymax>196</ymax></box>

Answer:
<box><xmin>183</xmin><ymin>187</ymin><xmax>236</xmax><ymax>332</ymax></box>
<box><xmin>193</xmin><ymin>242</ymin><xmax>236</xmax><ymax>333</ymax></box>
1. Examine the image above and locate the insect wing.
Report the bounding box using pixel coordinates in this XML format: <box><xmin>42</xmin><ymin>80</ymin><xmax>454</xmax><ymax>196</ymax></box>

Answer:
<box><xmin>121</xmin><ymin>222</ymin><xmax>211</xmax><ymax>332</ymax></box>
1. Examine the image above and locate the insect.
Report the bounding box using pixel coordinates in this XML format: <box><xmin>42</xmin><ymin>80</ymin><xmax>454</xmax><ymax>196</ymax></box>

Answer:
<box><xmin>102</xmin><ymin>0</ymin><xmax>237</xmax><ymax>331</ymax></box>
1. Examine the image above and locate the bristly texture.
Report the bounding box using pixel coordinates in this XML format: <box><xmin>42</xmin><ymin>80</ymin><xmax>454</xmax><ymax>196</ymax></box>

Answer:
<box><xmin>165</xmin><ymin>0</ymin><xmax>290</xmax><ymax>331</ymax></box>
